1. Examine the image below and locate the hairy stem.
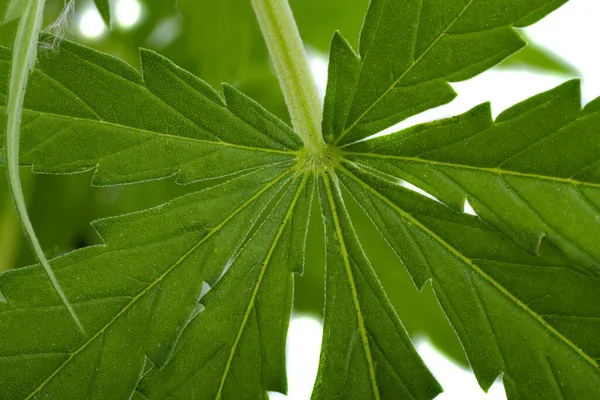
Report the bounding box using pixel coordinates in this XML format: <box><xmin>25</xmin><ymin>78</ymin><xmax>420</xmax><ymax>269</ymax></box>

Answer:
<box><xmin>4</xmin><ymin>0</ymin><xmax>85</xmax><ymax>333</ymax></box>
<box><xmin>250</xmin><ymin>0</ymin><xmax>325</xmax><ymax>154</ymax></box>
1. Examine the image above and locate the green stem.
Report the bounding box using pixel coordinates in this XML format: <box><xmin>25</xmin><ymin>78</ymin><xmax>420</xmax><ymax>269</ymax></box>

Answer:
<box><xmin>250</xmin><ymin>0</ymin><xmax>325</xmax><ymax>154</ymax></box>
<box><xmin>5</xmin><ymin>0</ymin><xmax>84</xmax><ymax>333</ymax></box>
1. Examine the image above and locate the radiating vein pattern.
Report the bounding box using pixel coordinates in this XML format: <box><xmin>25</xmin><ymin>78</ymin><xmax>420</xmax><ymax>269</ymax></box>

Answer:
<box><xmin>312</xmin><ymin>172</ymin><xmax>441</xmax><ymax>400</ymax></box>
<box><xmin>138</xmin><ymin>174</ymin><xmax>313</xmax><ymax>399</ymax></box>
<box><xmin>1</xmin><ymin>0</ymin><xmax>600</xmax><ymax>398</ymax></box>
<box><xmin>345</xmin><ymin>80</ymin><xmax>600</xmax><ymax>272</ymax></box>
<box><xmin>0</xmin><ymin>165</ymin><xmax>298</xmax><ymax>399</ymax></box>
<box><xmin>335</xmin><ymin>162</ymin><xmax>600</xmax><ymax>399</ymax></box>
<box><xmin>0</xmin><ymin>41</ymin><xmax>299</xmax><ymax>185</ymax></box>
<box><xmin>322</xmin><ymin>0</ymin><xmax>566</xmax><ymax>146</ymax></box>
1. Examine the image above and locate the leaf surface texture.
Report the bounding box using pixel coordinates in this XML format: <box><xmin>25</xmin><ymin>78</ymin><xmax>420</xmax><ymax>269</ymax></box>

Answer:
<box><xmin>1</xmin><ymin>1</ymin><xmax>599</xmax><ymax>399</ymax></box>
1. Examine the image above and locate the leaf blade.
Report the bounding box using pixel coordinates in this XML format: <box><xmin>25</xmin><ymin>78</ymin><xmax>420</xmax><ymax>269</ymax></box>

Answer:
<box><xmin>336</xmin><ymin>161</ymin><xmax>600</xmax><ymax>397</ymax></box>
<box><xmin>345</xmin><ymin>80</ymin><xmax>600</xmax><ymax>271</ymax></box>
<box><xmin>138</xmin><ymin>173</ymin><xmax>314</xmax><ymax>399</ymax></box>
<box><xmin>323</xmin><ymin>0</ymin><xmax>567</xmax><ymax>146</ymax></box>
<box><xmin>93</xmin><ymin>0</ymin><xmax>111</xmax><ymax>27</ymax></box>
<box><xmin>312</xmin><ymin>171</ymin><xmax>441</xmax><ymax>399</ymax></box>
<box><xmin>0</xmin><ymin>41</ymin><xmax>300</xmax><ymax>186</ymax></box>
<box><xmin>0</xmin><ymin>165</ymin><xmax>296</xmax><ymax>399</ymax></box>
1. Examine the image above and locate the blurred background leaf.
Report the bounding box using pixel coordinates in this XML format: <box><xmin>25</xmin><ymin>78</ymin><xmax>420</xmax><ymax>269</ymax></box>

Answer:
<box><xmin>0</xmin><ymin>0</ymin><xmax>577</xmax><ymax>368</ymax></box>
<box><xmin>498</xmin><ymin>33</ymin><xmax>577</xmax><ymax>75</ymax></box>
<box><xmin>93</xmin><ymin>0</ymin><xmax>111</xmax><ymax>26</ymax></box>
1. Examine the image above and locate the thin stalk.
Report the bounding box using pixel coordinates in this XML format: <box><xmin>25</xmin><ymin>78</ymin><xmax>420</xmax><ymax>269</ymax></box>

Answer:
<box><xmin>4</xmin><ymin>0</ymin><xmax>85</xmax><ymax>333</ymax></box>
<box><xmin>250</xmin><ymin>0</ymin><xmax>325</xmax><ymax>154</ymax></box>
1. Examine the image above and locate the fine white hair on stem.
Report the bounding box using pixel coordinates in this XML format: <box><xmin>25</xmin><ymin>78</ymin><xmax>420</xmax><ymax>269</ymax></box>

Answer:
<box><xmin>4</xmin><ymin>0</ymin><xmax>86</xmax><ymax>334</ymax></box>
<box><xmin>41</xmin><ymin>0</ymin><xmax>75</xmax><ymax>50</ymax></box>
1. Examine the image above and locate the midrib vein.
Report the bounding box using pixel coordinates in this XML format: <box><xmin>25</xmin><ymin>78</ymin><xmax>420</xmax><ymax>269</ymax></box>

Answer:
<box><xmin>23</xmin><ymin>169</ymin><xmax>293</xmax><ymax>400</ymax></box>
<box><xmin>338</xmin><ymin>164</ymin><xmax>600</xmax><ymax>371</ymax></box>
<box><xmin>215</xmin><ymin>173</ymin><xmax>308</xmax><ymax>399</ymax></box>
<box><xmin>322</xmin><ymin>173</ymin><xmax>381</xmax><ymax>400</ymax></box>
<box><xmin>335</xmin><ymin>0</ymin><xmax>475</xmax><ymax>144</ymax></box>
<box><xmin>344</xmin><ymin>152</ymin><xmax>600</xmax><ymax>189</ymax></box>
<box><xmin>4</xmin><ymin>108</ymin><xmax>296</xmax><ymax>156</ymax></box>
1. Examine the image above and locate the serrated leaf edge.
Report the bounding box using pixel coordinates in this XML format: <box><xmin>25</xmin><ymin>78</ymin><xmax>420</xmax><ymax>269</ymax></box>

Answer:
<box><xmin>21</xmin><ymin>168</ymin><xmax>294</xmax><ymax>400</ymax></box>
<box><xmin>337</xmin><ymin>162</ymin><xmax>600</xmax><ymax>372</ymax></box>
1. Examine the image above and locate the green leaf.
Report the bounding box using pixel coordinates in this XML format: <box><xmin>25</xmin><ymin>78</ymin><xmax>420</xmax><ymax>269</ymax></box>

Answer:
<box><xmin>312</xmin><ymin>173</ymin><xmax>441</xmax><ymax>399</ymax></box>
<box><xmin>0</xmin><ymin>165</ymin><xmax>298</xmax><ymax>399</ymax></box>
<box><xmin>2</xmin><ymin>0</ymin><xmax>600</xmax><ymax>398</ymax></box>
<box><xmin>499</xmin><ymin>37</ymin><xmax>577</xmax><ymax>75</ymax></box>
<box><xmin>334</xmin><ymin>162</ymin><xmax>600</xmax><ymax>397</ymax></box>
<box><xmin>138</xmin><ymin>174</ymin><xmax>313</xmax><ymax>399</ymax></box>
<box><xmin>323</xmin><ymin>0</ymin><xmax>567</xmax><ymax>146</ymax></box>
<box><xmin>345</xmin><ymin>80</ymin><xmax>600</xmax><ymax>273</ymax></box>
<box><xmin>0</xmin><ymin>38</ymin><xmax>305</xmax><ymax>398</ymax></box>
<box><xmin>93</xmin><ymin>0</ymin><xmax>111</xmax><ymax>27</ymax></box>
<box><xmin>0</xmin><ymin>41</ymin><xmax>300</xmax><ymax>185</ymax></box>
<box><xmin>0</xmin><ymin>32</ymin><xmax>444</xmax><ymax>397</ymax></box>
<box><xmin>295</xmin><ymin>192</ymin><xmax>470</xmax><ymax>366</ymax></box>
<box><xmin>0</xmin><ymin>36</ymin><xmax>439</xmax><ymax>399</ymax></box>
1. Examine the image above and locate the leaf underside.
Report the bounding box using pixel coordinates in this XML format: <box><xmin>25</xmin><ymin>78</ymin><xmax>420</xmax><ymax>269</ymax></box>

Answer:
<box><xmin>0</xmin><ymin>0</ymin><xmax>599</xmax><ymax>399</ymax></box>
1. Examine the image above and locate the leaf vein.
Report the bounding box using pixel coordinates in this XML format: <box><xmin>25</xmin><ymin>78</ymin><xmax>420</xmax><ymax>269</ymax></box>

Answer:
<box><xmin>22</xmin><ymin>168</ymin><xmax>293</xmax><ymax>400</ymax></box>
<box><xmin>337</xmin><ymin>163</ymin><xmax>600</xmax><ymax>371</ymax></box>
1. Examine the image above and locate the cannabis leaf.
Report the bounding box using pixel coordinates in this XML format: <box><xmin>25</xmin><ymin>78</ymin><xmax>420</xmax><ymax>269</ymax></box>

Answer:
<box><xmin>168</xmin><ymin>0</ymin><xmax>571</xmax><ymax>121</ymax></box>
<box><xmin>0</xmin><ymin>42</ymin><xmax>299</xmax><ymax>184</ymax></box>
<box><xmin>0</xmin><ymin>37</ymin><xmax>440</xmax><ymax>398</ymax></box>
<box><xmin>0</xmin><ymin>39</ymin><xmax>306</xmax><ymax>399</ymax></box>
<box><xmin>323</xmin><ymin>0</ymin><xmax>568</xmax><ymax>146</ymax></box>
<box><xmin>0</xmin><ymin>166</ymin><xmax>297</xmax><ymax>399</ymax></box>
<box><xmin>345</xmin><ymin>80</ymin><xmax>600</xmax><ymax>272</ymax></box>
<box><xmin>312</xmin><ymin>174</ymin><xmax>441</xmax><ymax>399</ymax></box>
<box><xmin>335</xmin><ymin>160</ymin><xmax>600</xmax><ymax>398</ymax></box>
<box><xmin>1</xmin><ymin>0</ymin><xmax>599</xmax><ymax>399</ymax></box>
